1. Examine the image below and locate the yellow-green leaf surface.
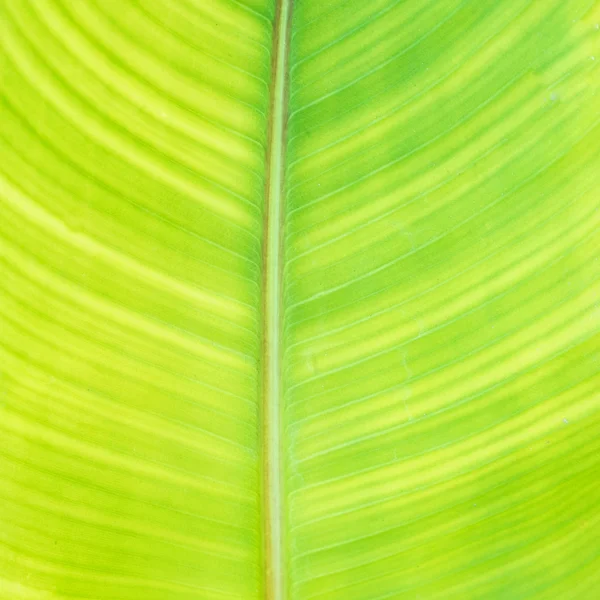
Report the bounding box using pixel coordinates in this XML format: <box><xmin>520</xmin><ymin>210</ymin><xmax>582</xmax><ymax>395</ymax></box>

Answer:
<box><xmin>1</xmin><ymin>1</ymin><xmax>599</xmax><ymax>599</ymax></box>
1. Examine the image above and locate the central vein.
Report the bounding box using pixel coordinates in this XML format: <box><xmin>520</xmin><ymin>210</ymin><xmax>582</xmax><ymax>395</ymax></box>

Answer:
<box><xmin>263</xmin><ymin>1</ymin><xmax>293</xmax><ymax>599</ymax></box>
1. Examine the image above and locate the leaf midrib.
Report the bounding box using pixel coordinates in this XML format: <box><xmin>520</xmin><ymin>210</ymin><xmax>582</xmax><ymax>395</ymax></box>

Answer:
<box><xmin>263</xmin><ymin>1</ymin><xmax>293</xmax><ymax>599</ymax></box>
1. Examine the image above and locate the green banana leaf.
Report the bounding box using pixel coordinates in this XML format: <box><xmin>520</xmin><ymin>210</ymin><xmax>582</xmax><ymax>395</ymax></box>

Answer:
<box><xmin>1</xmin><ymin>0</ymin><xmax>599</xmax><ymax>598</ymax></box>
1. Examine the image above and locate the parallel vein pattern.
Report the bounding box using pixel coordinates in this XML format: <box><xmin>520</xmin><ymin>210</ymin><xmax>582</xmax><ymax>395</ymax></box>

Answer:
<box><xmin>0</xmin><ymin>0</ymin><xmax>274</xmax><ymax>598</ymax></box>
<box><xmin>2</xmin><ymin>1</ymin><xmax>600</xmax><ymax>599</ymax></box>
<box><xmin>283</xmin><ymin>1</ymin><xmax>600</xmax><ymax>598</ymax></box>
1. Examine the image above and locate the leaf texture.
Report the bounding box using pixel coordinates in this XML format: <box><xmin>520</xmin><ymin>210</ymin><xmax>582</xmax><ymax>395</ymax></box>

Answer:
<box><xmin>283</xmin><ymin>1</ymin><xmax>600</xmax><ymax>598</ymax></box>
<box><xmin>1</xmin><ymin>1</ymin><xmax>599</xmax><ymax>599</ymax></box>
<box><xmin>0</xmin><ymin>0</ymin><xmax>274</xmax><ymax>598</ymax></box>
